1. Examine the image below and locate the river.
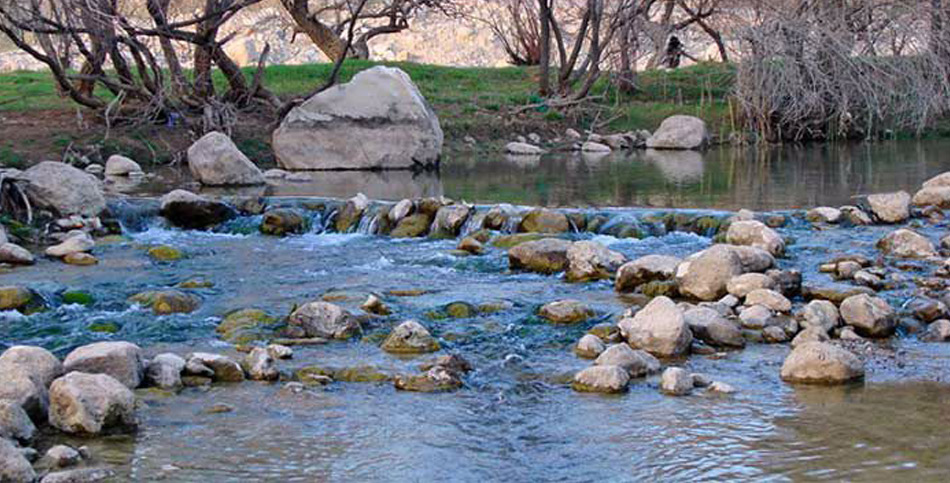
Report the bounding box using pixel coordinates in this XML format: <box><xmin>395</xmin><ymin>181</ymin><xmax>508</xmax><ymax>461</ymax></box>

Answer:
<box><xmin>4</xmin><ymin>142</ymin><xmax>950</xmax><ymax>481</ymax></box>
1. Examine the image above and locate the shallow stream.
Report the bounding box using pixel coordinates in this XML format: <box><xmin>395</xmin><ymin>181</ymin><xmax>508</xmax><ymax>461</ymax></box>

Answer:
<box><xmin>5</xmin><ymin>143</ymin><xmax>950</xmax><ymax>481</ymax></box>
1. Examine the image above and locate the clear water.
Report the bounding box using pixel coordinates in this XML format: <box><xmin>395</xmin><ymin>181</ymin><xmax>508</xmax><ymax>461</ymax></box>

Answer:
<box><xmin>5</xmin><ymin>142</ymin><xmax>950</xmax><ymax>481</ymax></box>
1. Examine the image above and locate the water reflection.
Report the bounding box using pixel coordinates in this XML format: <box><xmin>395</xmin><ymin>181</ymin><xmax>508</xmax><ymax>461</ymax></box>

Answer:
<box><xmin>442</xmin><ymin>140</ymin><xmax>950</xmax><ymax>210</ymax></box>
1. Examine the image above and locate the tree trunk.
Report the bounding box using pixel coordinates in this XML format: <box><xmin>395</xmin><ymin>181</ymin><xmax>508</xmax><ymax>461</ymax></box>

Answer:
<box><xmin>538</xmin><ymin>0</ymin><xmax>552</xmax><ymax>96</ymax></box>
<box><xmin>281</xmin><ymin>0</ymin><xmax>348</xmax><ymax>61</ymax></box>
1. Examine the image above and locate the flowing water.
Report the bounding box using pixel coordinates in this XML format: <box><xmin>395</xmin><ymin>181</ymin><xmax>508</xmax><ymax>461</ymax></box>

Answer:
<box><xmin>5</xmin><ymin>142</ymin><xmax>950</xmax><ymax>481</ymax></box>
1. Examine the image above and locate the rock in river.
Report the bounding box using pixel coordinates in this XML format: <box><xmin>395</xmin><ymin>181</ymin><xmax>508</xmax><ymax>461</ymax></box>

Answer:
<box><xmin>0</xmin><ymin>286</ymin><xmax>35</xmax><ymax>311</ymax></box>
<box><xmin>242</xmin><ymin>347</ymin><xmax>279</xmax><ymax>381</ymax></box>
<box><xmin>129</xmin><ymin>290</ymin><xmax>200</xmax><ymax>315</ymax></box>
<box><xmin>145</xmin><ymin>353</ymin><xmax>186</xmax><ymax>390</ymax></box>
<box><xmin>63</xmin><ymin>341</ymin><xmax>144</xmax><ymax>389</ymax></box>
<box><xmin>683</xmin><ymin>307</ymin><xmax>745</xmax><ymax>348</ymax></box>
<box><xmin>877</xmin><ymin>229</ymin><xmax>936</xmax><ymax>258</ymax></box>
<box><xmin>660</xmin><ymin>367</ymin><xmax>694</xmax><ymax>396</ymax></box>
<box><xmin>188</xmin><ymin>353</ymin><xmax>245</xmax><ymax>382</ymax></box>
<box><xmin>565</xmin><ymin>240</ymin><xmax>626</xmax><ymax>282</ymax></box>
<box><xmin>572</xmin><ymin>365</ymin><xmax>630</xmax><ymax>393</ymax></box>
<box><xmin>0</xmin><ymin>400</ymin><xmax>35</xmax><ymax>443</ymax></box>
<box><xmin>160</xmin><ymin>190</ymin><xmax>236</xmax><ymax>229</ymax></box>
<box><xmin>288</xmin><ymin>301</ymin><xmax>361</xmax><ymax>340</ymax></box>
<box><xmin>575</xmin><ymin>335</ymin><xmax>606</xmax><ymax>359</ymax></box>
<box><xmin>780</xmin><ymin>342</ymin><xmax>864</xmax><ymax>385</ymax></box>
<box><xmin>48</xmin><ymin>372</ymin><xmax>137</xmax><ymax>434</ymax></box>
<box><xmin>726</xmin><ymin>220</ymin><xmax>785</xmax><ymax>256</ymax></box>
<box><xmin>615</xmin><ymin>255</ymin><xmax>681</xmax><ymax>292</ymax></box>
<box><xmin>593</xmin><ymin>344</ymin><xmax>661</xmax><ymax>377</ymax></box>
<box><xmin>381</xmin><ymin>320</ymin><xmax>440</xmax><ymax>354</ymax></box>
<box><xmin>839</xmin><ymin>294</ymin><xmax>896</xmax><ymax>338</ymax></box>
<box><xmin>104</xmin><ymin>155</ymin><xmax>143</xmax><ymax>176</ymax></box>
<box><xmin>867</xmin><ymin>191</ymin><xmax>910</xmax><ymax>223</ymax></box>
<box><xmin>0</xmin><ymin>243</ymin><xmax>34</xmax><ymax>265</ymax></box>
<box><xmin>260</xmin><ymin>209</ymin><xmax>307</xmax><ymax>236</ymax></box>
<box><xmin>0</xmin><ymin>438</ymin><xmax>35</xmax><ymax>483</ymax></box>
<box><xmin>274</xmin><ymin>66</ymin><xmax>443</xmax><ymax>170</ymax></box>
<box><xmin>187</xmin><ymin>132</ymin><xmax>265</xmax><ymax>186</ymax></box>
<box><xmin>508</xmin><ymin>238</ymin><xmax>572</xmax><ymax>274</ymax></box>
<box><xmin>22</xmin><ymin>161</ymin><xmax>105</xmax><ymax>217</ymax></box>
<box><xmin>519</xmin><ymin>208</ymin><xmax>570</xmax><ymax>234</ymax></box>
<box><xmin>538</xmin><ymin>299</ymin><xmax>594</xmax><ymax>324</ymax></box>
<box><xmin>619</xmin><ymin>296</ymin><xmax>693</xmax><ymax>358</ymax></box>
<box><xmin>676</xmin><ymin>245</ymin><xmax>744</xmax><ymax>301</ymax></box>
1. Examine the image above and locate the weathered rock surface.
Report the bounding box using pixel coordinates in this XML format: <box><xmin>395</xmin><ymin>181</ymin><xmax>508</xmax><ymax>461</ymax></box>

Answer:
<box><xmin>187</xmin><ymin>132</ymin><xmax>265</xmax><ymax>186</ymax></box>
<box><xmin>727</xmin><ymin>273</ymin><xmax>775</xmax><ymax>298</ymax></box>
<box><xmin>726</xmin><ymin>220</ymin><xmax>785</xmax><ymax>256</ymax></box>
<box><xmin>575</xmin><ymin>335</ymin><xmax>606</xmax><ymax>359</ymax></box>
<box><xmin>593</xmin><ymin>344</ymin><xmax>661</xmax><ymax>377</ymax></box>
<box><xmin>381</xmin><ymin>320</ymin><xmax>440</xmax><ymax>354</ymax></box>
<box><xmin>571</xmin><ymin>365</ymin><xmax>630</xmax><ymax>393</ymax></box>
<box><xmin>745</xmin><ymin>289</ymin><xmax>792</xmax><ymax>312</ymax></box>
<box><xmin>129</xmin><ymin>290</ymin><xmax>200</xmax><ymax>315</ymax></box>
<box><xmin>274</xmin><ymin>66</ymin><xmax>443</xmax><ymax>170</ymax></box>
<box><xmin>619</xmin><ymin>296</ymin><xmax>693</xmax><ymax>358</ymax></box>
<box><xmin>780</xmin><ymin>342</ymin><xmax>864</xmax><ymax>385</ymax></box>
<box><xmin>508</xmin><ymin>238</ymin><xmax>572</xmax><ymax>274</ymax></box>
<box><xmin>565</xmin><ymin>241</ymin><xmax>626</xmax><ymax>282</ymax></box>
<box><xmin>260</xmin><ymin>209</ymin><xmax>307</xmax><ymax>236</ymax></box>
<box><xmin>0</xmin><ymin>438</ymin><xmax>35</xmax><ymax>483</ymax></box>
<box><xmin>799</xmin><ymin>300</ymin><xmax>840</xmax><ymax>333</ymax></box>
<box><xmin>242</xmin><ymin>347</ymin><xmax>279</xmax><ymax>381</ymax></box>
<box><xmin>63</xmin><ymin>341</ymin><xmax>144</xmax><ymax>389</ymax></box>
<box><xmin>431</xmin><ymin>205</ymin><xmax>471</xmax><ymax>238</ymax></box>
<box><xmin>676</xmin><ymin>245</ymin><xmax>745</xmax><ymax>301</ymax></box>
<box><xmin>288</xmin><ymin>301</ymin><xmax>361</xmax><ymax>339</ymax></box>
<box><xmin>912</xmin><ymin>185</ymin><xmax>950</xmax><ymax>208</ymax></box>
<box><xmin>877</xmin><ymin>229</ymin><xmax>936</xmax><ymax>258</ymax></box>
<box><xmin>187</xmin><ymin>353</ymin><xmax>245</xmax><ymax>382</ymax></box>
<box><xmin>660</xmin><ymin>367</ymin><xmax>693</xmax><ymax>396</ymax></box>
<box><xmin>0</xmin><ymin>345</ymin><xmax>62</xmax><ymax>388</ymax></box>
<box><xmin>505</xmin><ymin>142</ymin><xmax>543</xmax><ymax>155</ymax></box>
<box><xmin>46</xmin><ymin>232</ymin><xmax>94</xmax><ymax>258</ymax></box>
<box><xmin>839</xmin><ymin>294</ymin><xmax>896</xmax><ymax>338</ymax></box>
<box><xmin>159</xmin><ymin>190</ymin><xmax>236</xmax><ymax>229</ymax></box>
<box><xmin>0</xmin><ymin>400</ymin><xmax>34</xmax><ymax>442</ymax></box>
<box><xmin>538</xmin><ymin>299</ymin><xmax>594</xmax><ymax>324</ymax></box>
<box><xmin>684</xmin><ymin>307</ymin><xmax>745</xmax><ymax>348</ymax></box>
<box><xmin>867</xmin><ymin>191</ymin><xmax>911</xmax><ymax>223</ymax></box>
<box><xmin>145</xmin><ymin>353</ymin><xmax>186</xmax><ymax>390</ymax></box>
<box><xmin>518</xmin><ymin>209</ymin><xmax>570</xmax><ymax>233</ymax></box>
<box><xmin>48</xmin><ymin>372</ymin><xmax>137</xmax><ymax>434</ymax></box>
<box><xmin>22</xmin><ymin>161</ymin><xmax>106</xmax><ymax>216</ymax></box>
<box><xmin>615</xmin><ymin>255</ymin><xmax>681</xmax><ymax>292</ymax></box>
<box><xmin>0</xmin><ymin>243</ymin><xmax>35</xmax><ymax>265</ymax></box>
<box><xmin>104</xmin><ymin>155</ymin><xmax>143</xmax><ymax>176</ymax></box>
<box><xmin>645</xmin><ymin>115</ymin><xmax>709</xmax><ymax>150</ymax></box>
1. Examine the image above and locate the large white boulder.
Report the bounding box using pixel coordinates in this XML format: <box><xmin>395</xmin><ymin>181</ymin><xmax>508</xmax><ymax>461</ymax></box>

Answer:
<box><xmin>274</xmin><ymin>66</ymin><xmax>443</xmax><ymax>170</ymax></box>
<box><xmin>780</xmin><ymin>342</ymin><xmax>864</xmax><ymax>385</ymax></box>
<box><xmin>619</xmin><ymin>296</ymin><xmax>693</xmax><ymax>358</ymax></box>
<box><xmin>48</xmin><ymin>372</ymin><xmax>137</xmax><ymax>434</ymax></box>
<box><xmin>187</xmin><ymin>132</ymin><xmax>265</xmax><ymax>186</ymax></box>
<box><xmin>645</xmin><ymin>115</ymin><xmax>709</xmax><ymax>150</ymax></box>
<box><xmin>62</xmin><ymin>341</ymin><xmax>144</xmax><ymax>389</ymax></box>
<box><xmin>22</xmin><ymin>161</ymin><xmax>106</xmax><ymax>216</ymax></box>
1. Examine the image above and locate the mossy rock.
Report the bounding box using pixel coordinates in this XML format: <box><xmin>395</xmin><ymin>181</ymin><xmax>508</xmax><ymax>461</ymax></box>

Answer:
<box><xmin>467</xmin><ymin>229</ymin><xmax>494</xmax><ymax>244</ymax></box>
<box><xmin>391</xmin><ymin>213</ymin><xmax>432</xmax><ymax>238</ymax></box>
<box><xmin>491</xmin><ymin>233</ymin><xmax>552</xmax><ymax>249</ymax></box>
<box><xmin>387</xmin><ymin>289</ymin><xmax>429</xmax><ymax>297</ymax></box>
<box><xmin>588</xmin><ymin>323</ymin><xmax>622</xmax><ymax>343</ymax></box>
<box><xmin>62</xmin><ymin>290</ymin><xmax>95</xmax><ymax>306</ymax></box>
<box><xmin>148</xmin><ymin>245</ymin><xmax>183</xmax><ymax>261</ymax></box>
<box><xmin>605</xmin><ymin>223</ymin><xmax>644</xmax><ymax>239</ymax></box>
<box><xmin>693</xmin><ymin>216</ymin><xmax>723</xmax><ymax>236</ymax></box>
<box><xmin>0</xmin><ymin>286</ymin><xmax>35</xmax><ymax>312</ymax></box>
<box><xmin>88</xmin><ymin>321</ymin><xmax>121</xmax><ymax>334</ymax></box>
<box><xmin>329</xmin><ymin>365</ymin><xmax>391</xmax><ymax>383</ymax></box>
<box><xmin>519</xmin><ymin>209</ymin><xmax>570</xmax><ymax>234</ymax></box>
<box><xmin>129</xmin><ymin>289</ymin><xmax>200</xmax><ymax>315</ymax></box>
<box><xmin>374</xmin><ymin>206</ymin><xmax>394</xmax><ymax>236</ymax></box>
<box><xmin>334</xmin><ymin>203</ymin><xmax>364</xmax><ymax>233</ymax></box>
<box><xmin>445</xmin><ymin>302</ymin><xmax>477</xmax><ymax>319</ymax></box>
<box><xmin>260</xmin><ymin>209</ymin><xmax>308</xmax><ymax>236</ymax></box>
<box><xmin>64</xmin><ymin>253</ymin><xmax>98</xmax><ymax>266</ymax></box>
<box><xmin>176</xmin><ymin>278</ymin><xmax>214</xmax><ymax>289</ymax></box>
<box><xmin>566</xmin><ymin>212</ymin><xmax>587</xmax><ymax>232</ymax></box>
<box><xmin>478</xmin><ymin>300</ymin><xmax>514</xmax><ymax>314</ymax></box>
<box><xmin>295</xmin><ymin>367</ymin><xmax>334</xmax><ymax>386</ymax></box>
<box><xmin>587</xmin><ymin>215</ymin><xmax>609</xmax><ymax>233</ymax></box>
<box><xmin>216</xmin><ymin>308</ymin><xmax>277</xmax><ymax>343</ymax></box>
<box><xmin>641</xmin><ymin>280</ymin><xmax>679</xmax><ymax>298</ymax></box>
<box><xmin>394</xmin><ymin>373</ymin><xmax>462</xmax><ymax>393</ymax></box>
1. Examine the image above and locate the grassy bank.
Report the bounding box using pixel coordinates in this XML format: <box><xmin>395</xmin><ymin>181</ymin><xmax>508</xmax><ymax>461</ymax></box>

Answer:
<box><xmin>0</xmin><ymin>60</ymin><xmax>734</xmax><ymax>168</ymax></box>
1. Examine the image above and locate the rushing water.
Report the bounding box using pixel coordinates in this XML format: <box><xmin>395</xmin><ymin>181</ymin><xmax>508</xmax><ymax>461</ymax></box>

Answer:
<box><xmin>6</xmin><ymin>142</ymin><xmax>950</xmax><ymax>481</ymax></box>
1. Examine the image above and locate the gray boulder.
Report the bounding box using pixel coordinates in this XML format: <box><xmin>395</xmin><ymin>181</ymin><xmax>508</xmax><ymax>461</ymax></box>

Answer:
<box><xmin>0</xmin><ymin>400</ymin><xmax>34</xmax><ymax>443</ymax></box>
<box><xmin>63</xmin><ymin>341</ymin><xmax>144</xmax><ymax>389</ymax></box>
<box><xmin>22</xmin><ymin>161</ymin><xmax>105</xmax><ymax>217</ymax></box>
<box><xmin>839</xmin><ymin>294</ymin><xmax>896</xmax><ymax>338</ymax></box>
<box><xmin>242</xmin><ymin>347</ymin><xmax>279</xmax><ymax>381</ymax></box>
<box><xmin>645</xmin><ymin>115</ymin><xmax>709</xmax><ymax>150</ymax></box>
<box><xmin>593</xmin><ymin>344</ymin><xmax>661</xmax><ymax>377</ymax></box>
<box><xmin>877</xmin><ymin>229</ymin><xmax>936</xmax><ymax>258</ymax></box>
<box><xmin>676</xmin><ymin>245</ymin><xmax>744</xmax><ymax>301</ymax></box>
<box><xmin>0</xmin><ymin>438</ymin><xmax>35</xmax><ymax>483</ymax></box>
<box><xmin>274</xmin><ymin>66</ymin><xmax>443</xmax><ymax>170</ymax></box>
<box><xmin>0</xmin><ymin>243</ymin><xmax>34</xmax><ymax>265</ymax></box>
<box><xmin>187</xmin><ymin>132</ymin><xmax>265</xmax><ymax>186</ymax></box>
<box><xmin>381</xmin><ymin>320</ymin><xmax>441</xmax><ymax>354</ymax></box>
<box><xmin>798</xmin><ymin>300</ymin><xmax>840</xmax><ymax>333</ymax></box>
<box><xmin>508</xmin><ymin>238</ymin><xmax>572</xmax><ymax>274</ymax></box>
<box><xmin>726</xmin><ymin>220</ymin><xmax>785</xmax><ymax>256</ymax></box>
<box><xmin>48</xmin><ymin>372</ymin><xmax>137</xmax><ymax>434</ymax></box>
<box><xmin>104</xmin><ymin>155</ymin><xmax>143</xmax><ymax>176</ymax></box>
<box><xmin>288</xmin><ymin>301</ymin><xmax>361</xmax><ymax>340</ymax></box>
<box><xmin>574</xmin><ymin>335</ymin><xmax>606</xmax><ymax>359</ymax></box>
<box><xmin>571</xmin><ymin>365</ymin><xmax>630</xmax><ymax>393</ymax></box>
<box><xmin>867</xmin><ymin>191</ymin><xmax>910</xmax><ymax>223</ymax></box>
<box><xmin>145</xmin><ymin>353</ymin><xmax>186</xmax><ymax>390</ymax></box>
<box><xmin>615</xmin><ymin>255</ymin><xmax>681</xmax><ymax>292</ymax></box>
<box><xmin>619</xmin><ymin>296</ymin><xmax>693</xmax><ymax>358</ymax></box>
<box><xmin>160</xmin><ymin>190</ymin><xmax>236</xmax><ymax>229</ymax></box>
<box><xmin>565</xmin><ymin>241</ymin><xmax>626</xmax><ymax>282</ymax></box>
<box><xmin>187</xmin><ymin>353</ymin><xmax>245</xmax><ymax>382</ymax></box>
<box><xmin>0</xmin><ymin>345</ymin><xmax>63</xmax><ymax>387</ymax></box>
<box><xmin>780</xmin><ymin>342</ymin><xmax>864</xmax><ymax>385</ymax></box>
<box><xmin>683</xmin><ymin>307</ymin><xmax>745</xmax><ymax>348</ymax></box>
<box><xmin>660</xmin><ymin>367</ymin><xmax>694</xmax><ymax>396</ymax></box>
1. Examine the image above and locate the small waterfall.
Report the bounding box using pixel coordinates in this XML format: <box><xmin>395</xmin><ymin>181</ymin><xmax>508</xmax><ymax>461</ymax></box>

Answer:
<box><xmin>306</xmin><ymin>211</ymin><xmax>326</xmax><ymax>234</ymax></box>
<box><xmin>107</xmin><ymin>199</ymin><xmax>161</xmax><ymax>233</ymax></box>
<box><xmin>459</xmin><ymin>209</ymin><xmax>483</xmax><ymax>237</ymax></box>
<box><xmin>502</xmin><ymin>214</ymin><xmax>520</xmax><ymax>234</ymax></box>
<box><xmin>322</xmin><ymin>209</ymin><xmax>339</xmax><ymax>233</ymax></box>
<box><xmin>356</xmin><ymin>212</ymin><xmax>380</xmax><ymax>235</ymax></box>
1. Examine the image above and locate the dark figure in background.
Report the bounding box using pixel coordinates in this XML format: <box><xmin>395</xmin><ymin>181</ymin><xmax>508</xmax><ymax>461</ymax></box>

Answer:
<box><xmin>664</xmin><ymin>35</ymin><xmax>697</xmax><ymax>69</ymax></box>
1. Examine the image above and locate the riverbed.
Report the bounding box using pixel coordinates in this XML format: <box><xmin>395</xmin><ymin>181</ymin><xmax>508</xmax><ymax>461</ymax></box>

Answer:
<box><xmin>4</xmin><ymin>143</ymin><xmax>950</xmax><ymax>481</ymax></box>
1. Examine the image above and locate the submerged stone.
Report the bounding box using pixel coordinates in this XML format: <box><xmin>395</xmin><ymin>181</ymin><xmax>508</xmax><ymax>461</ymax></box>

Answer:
<box><xmin>129</xmin><ymin>290</ymin><xmax>200</xmax><ymax>315</ymax></box>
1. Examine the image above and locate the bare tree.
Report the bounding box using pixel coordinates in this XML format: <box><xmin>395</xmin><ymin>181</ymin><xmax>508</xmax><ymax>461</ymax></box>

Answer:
<box><xmin>0</xmin><ymin>0</ymin><xmax>280</xmax><ymax>132</ymax></box>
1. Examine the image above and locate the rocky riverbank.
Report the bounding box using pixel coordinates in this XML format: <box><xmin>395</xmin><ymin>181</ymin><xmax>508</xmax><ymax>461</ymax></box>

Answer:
<box><xmin>4</xmin><ymin>155</ymin><xmax>950</xmax><ymax>479</ymax></box>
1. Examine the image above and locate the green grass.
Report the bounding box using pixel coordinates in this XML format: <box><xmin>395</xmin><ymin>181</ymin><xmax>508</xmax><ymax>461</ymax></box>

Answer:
<box><xmin>0</xmin><ymin>60</ymin><xmax>736</xmax><ymax>165</ymax></box>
